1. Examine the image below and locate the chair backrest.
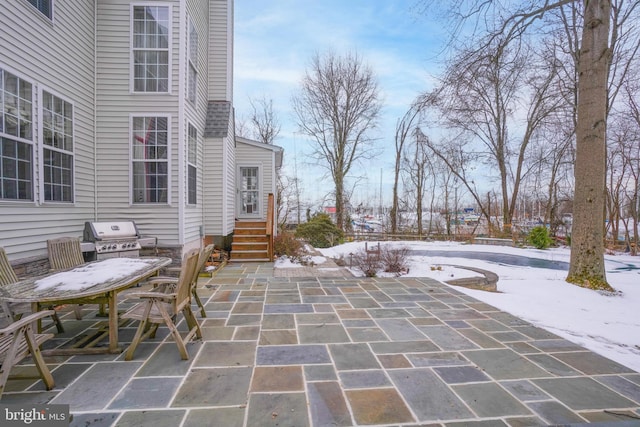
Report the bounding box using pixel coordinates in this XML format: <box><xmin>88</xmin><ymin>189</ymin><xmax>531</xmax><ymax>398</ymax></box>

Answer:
<box><xmin>175</xmin><ymin>248</ymin><xmax>201</xmax><ymax>310</ymax></box>
<box><xmin>47</xmin><ymin>237</ymin><xmax>85</xmax><ymax>271</ymax></box>
<box><xmin>193</xmin><ymin>244</ymin><xmax>215</xmax><ymax>285</ymax></box>
<box><xmin>0</xmin><ymin>247</ymin><xmax>18</xmax><ymax>286</ymax></box>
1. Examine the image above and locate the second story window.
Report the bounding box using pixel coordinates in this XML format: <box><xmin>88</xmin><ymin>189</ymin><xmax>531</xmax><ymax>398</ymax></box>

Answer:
<box><xmin>187</xmin><ymin>18</ymin><xmax>198</xmax><ymax>103</ymax></box>
<box><xmin>42</xmin><ymin>91</ymin><xmax>74</xmax><ymax>202</ymax></box>
<box><xmin>1</xmin><ymin>68</ymin><xmax>34</xmax><ymax>201</ymax></box>
<box><xmin>132</xmin><ymin>5</ymin><xmax>170</xmax><ymax>93</ymax></box>
<box><xmin>27</xmin><ymin>0</ymin><xmax>52</xmax><ymax>20</ymax></box>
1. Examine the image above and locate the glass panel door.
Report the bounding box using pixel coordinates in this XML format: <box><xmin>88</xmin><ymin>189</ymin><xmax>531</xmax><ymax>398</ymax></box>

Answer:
<box><xmin>240</xmin><ymin>166</ymin><xmax>260</xmax><ymax>216</ymax></box>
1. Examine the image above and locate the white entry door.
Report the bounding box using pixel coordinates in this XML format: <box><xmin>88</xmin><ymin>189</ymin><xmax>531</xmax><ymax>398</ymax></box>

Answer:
<box><xmin>238</xmin><ymin>166</ymin><xmax>260</xmax><ymax>217</ymax></box>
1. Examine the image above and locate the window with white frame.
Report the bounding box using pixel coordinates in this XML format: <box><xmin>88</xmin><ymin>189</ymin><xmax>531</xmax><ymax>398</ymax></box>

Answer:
<box><xmin>1</xmin><ymin>68</ymin><xmax>34</xmax><ymax>201</ymax></box>
<box><xmin>132</xmin><ymin>5</ymin><xmax>170</xmax><ymax>92</ymax></box>
<box><xmin>187</xmin><ymin>123</ymin><xmax>197</xmax><ymax>205</ymax></box>
<box><xmin>187</xmin><ymin>17</ymin><xmax>198</xmax><ymax>103</ymax></box>
<box><xmin>27</xmin><ymin>0</ymin><xmax>52</xmax><ymax>20</ymax></box>
<box><xmin>132</xmin><ymin>116</ymin><xmax>168</xmax><ymax>203</ymax></box>
<box><xmin>42</xmin><ymin>91</ymin><xmax>74</xmax><ymax>202</ymax></box>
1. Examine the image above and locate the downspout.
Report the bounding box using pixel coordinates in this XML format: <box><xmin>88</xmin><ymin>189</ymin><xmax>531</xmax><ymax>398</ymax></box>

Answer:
<box><xmin>177</xmin><ymin>3</ymin><xmax>186</xmax><ymax>247</ymax></box>
<box><xmin>93</xmin><ymin>0</ymin><xmax>98</xmax><ymax>220</ymax></box>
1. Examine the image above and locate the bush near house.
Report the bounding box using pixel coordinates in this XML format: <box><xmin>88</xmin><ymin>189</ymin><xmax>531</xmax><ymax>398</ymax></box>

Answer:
<box><xmin>528</xmin><ymin>225</ymin><xmax>553</xmax><ymax>249</ymax></box>
<box><xmin>295</xmin><ymin>213</ymin><xmax>344</xmax><ymax>248</ymax></box>
<box><xmin>274</xmin><ymin>231</ymin><xmax>306</xmax><ymax>262</ymax></box>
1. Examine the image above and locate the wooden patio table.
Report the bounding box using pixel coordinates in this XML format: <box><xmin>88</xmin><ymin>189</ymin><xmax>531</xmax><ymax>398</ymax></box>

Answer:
<box><xmin>0</xmin><ymin>257</ymin><xmax>171</xmax><ymax>355</ymax></box>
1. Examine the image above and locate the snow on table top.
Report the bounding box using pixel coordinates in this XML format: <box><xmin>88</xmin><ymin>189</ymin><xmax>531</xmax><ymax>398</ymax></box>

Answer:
<box><xmin>34</xmin><ymin>257</ymin><xmax>162</xmax><ymax>291</ymax></box>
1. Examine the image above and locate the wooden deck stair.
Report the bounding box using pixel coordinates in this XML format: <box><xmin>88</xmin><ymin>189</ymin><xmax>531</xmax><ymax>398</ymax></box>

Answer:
<box><xmin>231</xmin><ymin>220</ymin><xmax>270</xmax><ymax>262</ymax></box>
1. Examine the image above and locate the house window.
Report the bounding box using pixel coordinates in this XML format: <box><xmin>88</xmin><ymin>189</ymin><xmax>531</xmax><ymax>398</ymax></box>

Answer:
<box><xmin>187</xmin><ymin>123</ymin><xmax>197</xmax><ymax>205</ymax></box>
<box><xmin>42</xmin><ymin>91</ymin><xmax>73</xmax><ymax>202</ymax></box>
<box><xmin>132</xmin><ymin>5</ymin><xmax>170</xmax><ymax>92</ymax></box>
<box><xmin>1</xmin><ymin>68</ymin><xmax>33</xmax><ymax>201</ymax></box>
<box><xmin>26</xmin><ymin>0</ymin><xmax>52</xmax><ymax>20</ymax></box>
<box><xmin>187</xmin><ymin>18</ymin><xmax>198</xmax><ymax>103</ymax></box>
<box><xmin>132</xmin><ymin>116</ymin><xmax>168</xmax><ymax>203</ymax></box>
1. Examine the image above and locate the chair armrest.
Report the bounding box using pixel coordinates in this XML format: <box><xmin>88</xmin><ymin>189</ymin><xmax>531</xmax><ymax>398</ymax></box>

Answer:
<box><xmin>146</xmin><ymin>277</ymin><xmax>178</xmax><ymax>286</ymax></box>
<box><xmin>0</xmin><ymin>310</ymin><xmax>56</xmax><ymax>335</ymax></box>
<box><xmin>126</xmin><ymin>291</ymin><xmax>177</xmax><ymax>302</ymax></box>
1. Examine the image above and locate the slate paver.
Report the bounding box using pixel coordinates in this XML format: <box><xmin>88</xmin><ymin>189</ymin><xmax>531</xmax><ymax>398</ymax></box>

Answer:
<box><xmin>526</xmin><ymin>401</ymin><xmax>587</xmax><ymax>425</ymax></box>
<box><xmin>462</xmin><ymin>349</ymin><xmax>550</xmax><ymax>380</ymax></box>
<box><xmin>246</xmin><ymin>392</ymin><xmax>310</xmax><ymax>427</ymax></box>
<box><xmin>114</xmin><ymin>410</ymin><xmax>186</xmax><ymax>427</ymax></box>
<box><xmin>108</xmin><ymin>377</ymin><xmax>182</xmax><ymax>409</ymax></box>
<box><xmin>346</xmin><ymin>388</ymin><xmax>414</xmax><ymax>425</ymax></box>
<box><xmin>339</xmin><ymin>370</ymin><xmax>391</xmax><ymax>388</ymax></box>
<box><xmin>452</xmin><ymin>382</ymin><xmax>532</xmax><ymax>417</ymax></box>
<box><xmin>172</xmin><ymin>367</ymin><xmax>252</xmax><ymax>407</ymax></box>
<box><xmin>532</xmin><ymin>377</ymin><xmax>636</xmax><ymax>409</ymax></box>
<box><xmin>250</xmin><ymin>366</ymin><xmax>304</xmax><ymax>392</ymax></box>
<box><xmin>307</xmin><ymin>381</ymin><xmax>352</xmax><ymax>426</ymax></box>
<box><xmin>389</xmin><ymin>368</ymin><xmax>474</xmax><ymax>421</ymax></box>
<box><xmin>50</xmin><ymin>362</ymin><xmax>142</xmax><ymax>411</ymax></box>
<box><xmin>551</xmin><ymin>351</ymin><xmax>636</xmax><ymax>375</ymax></box>
<box><xmin>182</xmin><ymin>407</ymin><xmax>245</xmax><ymax>427</ymax></box>
<box><xmin>330</xmin><ymin>343</ymin><xmax>381</xmax><ymax>370</ymax></box>
<box><xmin>257</xmin><ymin>344</ymin><xmax>331</xmax><ymax>365</ymax></box>
<box><xmin>298</xmin><ymin>324</ymin><xmax>350</xmax><ymax>343</ymax></box>
<box><xmin>194</xmin><ymin>341</ymin><xmax>256</xmax><ymax>367</ymax></box>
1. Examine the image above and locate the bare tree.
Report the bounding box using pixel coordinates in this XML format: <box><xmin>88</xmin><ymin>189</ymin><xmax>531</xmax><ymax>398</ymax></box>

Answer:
<box><xmin>292</xmin><ymin>51</ymin><xmax>381</xmax><ymax>231</ymax></box>
<box><xmin>249</xmin><ymin>96</ymin><xmax>281</xmax><ymax>145</ymax></box>
<box><xmin>391</xmin><ymin>95</ymin><xmax>431</xmax><ymax>234</ymax></box>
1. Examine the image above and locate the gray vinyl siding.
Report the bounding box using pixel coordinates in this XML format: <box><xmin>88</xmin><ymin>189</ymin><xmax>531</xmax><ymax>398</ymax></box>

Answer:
<box><xmin>182</xmin><ymin>0</ymin><xmax>209</xmax><ymax>245</ymax></box>
<box><xmin>208</xmin><ymin>0</ymin><xmax>233</xmax><ymax>101</ymax></box>
<box><xmin>203</xmin><ymin>136</ymin><xmax>226</xmax><ymax>235</ymax></box>
<box><xmin>96</xmin><ymin>0</ymin><xmax>182</xmax><ymax>246</ymax></box>
<box><xmin>224</xmin><ymin>131</ymin><xmax>236</xmax><ymax>234</ymax></box>
<box><xmin>0</xmin><ymin>0</ymin><xmax>96</xmax><ymax>261</ymax></box>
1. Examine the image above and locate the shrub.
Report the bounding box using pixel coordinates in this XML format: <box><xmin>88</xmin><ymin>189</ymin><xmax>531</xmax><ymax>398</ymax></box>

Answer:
<box><xmin>274</xmin><ymin>231</ymin><xmax>306</xmax><ymax>262</ymax></box>
<box><xmin>380</xmin><ymin>245</ymin><xmax>410</xmax><ymax>275</ymax></box>
<box><xmin>351</xmin><ymin>248</ymin><xmax>381</xmax><ymax>277</ymax></box>
<box><xmin>528</xmin><ymin>226</ymin><xmax>553</xmax><ymax>249</ymax></box>
<box><xmin>295</xmin><ymin>213</ymin><xmax>344</xmax><ymax>248</ymax></box>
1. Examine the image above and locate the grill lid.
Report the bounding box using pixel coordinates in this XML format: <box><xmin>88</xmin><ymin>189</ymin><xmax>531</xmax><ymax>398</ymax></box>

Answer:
<box><xmin>84</xmin><ymin>221</ymin><xmax>140</xmax><ymax>241</ymax></box>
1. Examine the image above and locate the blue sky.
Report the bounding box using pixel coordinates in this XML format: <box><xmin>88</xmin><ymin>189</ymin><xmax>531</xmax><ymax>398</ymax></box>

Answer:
<box><xmin>233</xmin><ymin>1</ymin><xmax>448</xmax><ymax>208</ymax></box>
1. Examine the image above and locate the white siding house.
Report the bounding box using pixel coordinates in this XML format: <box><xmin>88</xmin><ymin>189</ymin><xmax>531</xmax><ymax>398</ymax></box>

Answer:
<box><xmin>0</xmin><ymin>0</ymin><xmax>259</xmax><ymax>270</ymax></box>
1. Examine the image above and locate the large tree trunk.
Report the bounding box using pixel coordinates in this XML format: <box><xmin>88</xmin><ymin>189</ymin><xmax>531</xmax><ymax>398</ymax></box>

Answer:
<box><xmin>567</xmin><ymin>0</ymin><xmax>612</xmax><ymax>291</ymax></box>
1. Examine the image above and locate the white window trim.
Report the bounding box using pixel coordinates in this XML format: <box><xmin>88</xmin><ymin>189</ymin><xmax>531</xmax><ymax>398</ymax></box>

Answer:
<box><xmin>128</xmin><ymin>113</ymin><xmax>172</xmax><ymax>205</ymax></box>
<box><xmin>0</xmin><ymin>64</ymin><xmax>37</xmax><ymax>204</ymax></box>
<box><xmin>129</xmin><ymin>3</ymin><xmax>173</xmax><ymax>95</ymax></box>
<box><xmin>186</xmin><ymin>122</ymin><xmax>199</xmax><ymax>206</ymax></box>
<box><xmin>21</xmin><ymin>0</ymin><xmax>55</xmax><ymax>23</ymax></box>
<box><xmin>37</xmin><ymin>86</ymin><xmax>76</xmax><ymax>204</ymax></box>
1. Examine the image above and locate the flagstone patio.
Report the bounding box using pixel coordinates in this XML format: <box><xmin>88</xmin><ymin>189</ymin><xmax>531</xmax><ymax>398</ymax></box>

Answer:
<box><xmin>2</xmin><ymin>262</ymin><xmax>640</xmax><ymax>426</ymax></box>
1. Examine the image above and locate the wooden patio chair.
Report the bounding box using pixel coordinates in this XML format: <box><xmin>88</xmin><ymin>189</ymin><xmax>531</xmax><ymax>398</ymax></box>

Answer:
<box><xmin>46</xmin><ymin>237</ymin><xmax>86</xmax><ymax>321</ymax></box>
<box><xmin>121</xmin><ymin>248</ymin><xmax>202</xmax><ymax>361</ymax></box>
<box><xmin>0</xmin><ymin>247</ymin><xmax>65</xmax><ymax>333</ymax></box>
<box><xmin>0</xmin><ymin>310</ymin><xmax>56</xmax><ymax>398</ymax></box>
<box><xmin>151</xmin><ymin>244</ymin><xmax>214</xmax><ymax>317</ymax></box>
